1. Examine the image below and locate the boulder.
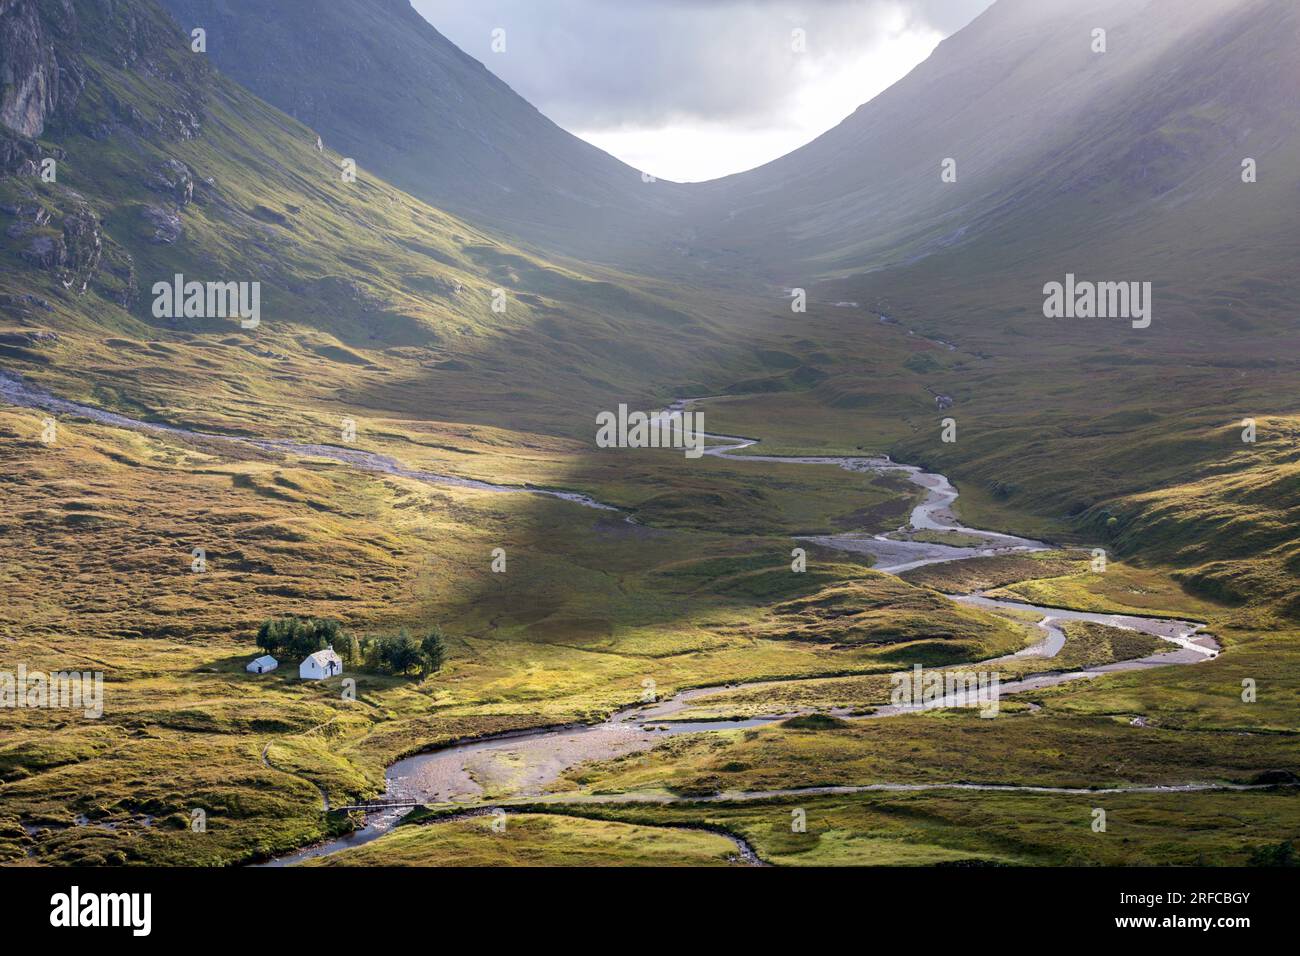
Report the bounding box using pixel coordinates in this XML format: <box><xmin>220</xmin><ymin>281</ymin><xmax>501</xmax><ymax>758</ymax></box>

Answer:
<box><xmin>141</xmin><ymin>203</ymin><xmax>183</xmax><ymax>244</ymax></box>
<box><xmin>145</xmin><ymin>158</ymin><xmax>194</xmax><ymax>205</ymax></box>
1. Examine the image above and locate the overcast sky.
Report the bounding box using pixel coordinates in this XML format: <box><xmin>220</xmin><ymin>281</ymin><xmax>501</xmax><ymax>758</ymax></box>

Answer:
<box><xmin>412</xmin><ymin>0</ymin><xmax>994</xmax><ymax>182</ymax></box>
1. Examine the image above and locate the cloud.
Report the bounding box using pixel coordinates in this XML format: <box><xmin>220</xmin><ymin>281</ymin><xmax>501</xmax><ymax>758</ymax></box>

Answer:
<box><xmin>907</xmin><ymin>0</ymin><xmax>998</xmax><ymax>32</ymax></box>
<box><xmin>412</xmin><ymin>0</ymin><xmax>993</xmax><ymax>181</ymax></box>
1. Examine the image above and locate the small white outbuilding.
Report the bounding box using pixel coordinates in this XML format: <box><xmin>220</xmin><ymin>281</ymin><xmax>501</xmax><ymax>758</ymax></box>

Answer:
<box><xmin>299</xmin><ymin>647</ymin><xmax>343</xmax><ymax>681</ymax></box>
<box><xmin>246</xmin><ymin>655</ymin><xmax>278</xmax><ymax>674</ymax></box>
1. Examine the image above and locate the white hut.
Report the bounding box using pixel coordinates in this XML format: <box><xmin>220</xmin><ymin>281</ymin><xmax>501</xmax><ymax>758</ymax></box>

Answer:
<box><xmin>299</xmin><ymin>647</ymin><xmax>342</xmax><ymax>681</ymax></box>
<box><xmin>246</xmin><ymin>655</ymin><xmax>278</xmax><ymax>674</ymax></box>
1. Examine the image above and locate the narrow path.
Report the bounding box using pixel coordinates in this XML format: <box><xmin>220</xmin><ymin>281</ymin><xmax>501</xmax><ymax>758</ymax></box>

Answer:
<box><xmin>261</xmin><ymin>740</ymin><xmax>330</xmax><ymax>812</ymax></box>
<box><xmin>0</xmin><ymin>370</ymin><xmax>618</xmax><ymax>513</ymax></box>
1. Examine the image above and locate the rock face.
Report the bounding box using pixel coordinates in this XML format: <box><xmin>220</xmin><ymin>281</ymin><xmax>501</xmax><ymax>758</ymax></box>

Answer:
<box><xmin>5</xmin><ymin>202</ymin><xmax>53</xmax><ymax>239</ymax></box>
<box><xmin>2</xmin><ymin>0</ymin><xmax>207</xmax><ymax>145</ymax></box>
<box><xmin>17</xmin><ymin>201</ymin><xmax>104</xmax><ymax>292</ymax></box>
<box><xmin>146</xmin><ymin>158</ymin><xmax>194</xmax><ymax>204</ymax></box>
<box><xmin>141</xmin><ymin>203</ymin><xmax>183</xmax><ymax>244</ymax></box>
<box><xmin>60</xmin><ymin>206</ymin><xmax>103</xmax><ymax>290</ymax></box>
<box><xmin>0</xmin><ymin>128</ymin><xmax>63</xmax><ymax>177</ymax></box>
<box><xmin>0</xmin><ymin>0</ymin><xmax>80</xmax><ymax>138</ymax></box>
<box><xmin>1</xmin><ymin>0</ymin><xmax>213</xmax><ymax>315</ymax></box>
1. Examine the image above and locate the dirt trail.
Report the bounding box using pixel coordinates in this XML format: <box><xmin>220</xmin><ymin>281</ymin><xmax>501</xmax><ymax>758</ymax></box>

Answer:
<box><xmin>0</xmin><ymin>370</ymin><xmax>618</xmax><ymax>512</ymax></box>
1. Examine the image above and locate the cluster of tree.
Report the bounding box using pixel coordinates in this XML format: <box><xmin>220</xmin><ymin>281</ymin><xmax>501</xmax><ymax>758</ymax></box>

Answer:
<box><xmin>253</xmin><ymin>617</ymin><xmax>448</xmax><ymax>678</ymax></box>
<box><xmin>361</xmin><ymin>627</ymin><xmax>447</xmax><ymax>677</ymax></box>
<box><xmin>255</xmin><ymin>616</ymin><xmax>360</xmax><ymax>665</ymax></box>
<box><xmin>1249</xmin><ymin>841</ymin><xmax>1296</xmax><ymax>867</ymax></box>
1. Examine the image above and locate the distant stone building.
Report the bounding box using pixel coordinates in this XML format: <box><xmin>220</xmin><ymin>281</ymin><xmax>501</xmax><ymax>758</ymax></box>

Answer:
<box><xmin>299</xmin><ymin>647</ymin><xmax>342</xmax><ymax>680</ymax></box>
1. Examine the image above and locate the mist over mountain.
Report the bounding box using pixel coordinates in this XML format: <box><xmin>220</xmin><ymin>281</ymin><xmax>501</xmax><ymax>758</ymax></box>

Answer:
<box><xmin>154</xmin><ymin>0</ymin><xmax>1299</xmax><ymax>307</ymax></box>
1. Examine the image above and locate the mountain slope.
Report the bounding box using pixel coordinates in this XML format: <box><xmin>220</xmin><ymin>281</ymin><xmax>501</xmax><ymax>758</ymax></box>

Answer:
<box><xmin>153</xmin><ymin>0</ymin><xmax>1300</xmax><ymax>297</ymax></box>
<box><xmin>0</xmin><ymin>0</ymin><xmax>761</xmax><ymax>438</ymax></box>
<box><xmin>156</xmin><ymin>0</ymin><xmax>691</xmax><ymax>268</ymax></box>
<box><xmin>691</xmin><ymin>0</ymin><xmax>1300</xmax><ymax>291</ymax></box>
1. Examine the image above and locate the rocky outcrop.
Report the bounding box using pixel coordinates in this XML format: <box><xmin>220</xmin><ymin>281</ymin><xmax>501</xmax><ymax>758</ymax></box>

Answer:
<box><xmin>0</xmin><ymin>0</ymin><xmax>80</xmax><ymax>138</ymax></box>
<box><xmin>59</xmin><ymin>206</ymin><xmax>102</xmax><ymax>291</ymax></box>
<box><xmin>0</xmin><ymin>133</ymin><xmax>42</xmax><ymax>176</ymax></box>
<box><xmin>18</xmin><ymin>235</ymin><xmax>60</xmax><ymax>269</ymax></box>
<box><xmin>141</xmin><ymin>203</ymin><xmax>183</xmax><ymax>244</ymax></box>
<box><xmin>145</xmin><ymin>158</ymin><xmax>194</xmax><ymax>204</ymax></box>
<box><xmin>4</xmin><ymin>201</ymin><xmax>53</xmax><ymax>240</ymax></box>
<box><xmin>154</xmin><ymin>105</ymin><xmax>202</xmax><ymax>140</ymax></box>
<box><xmin>14</xmin><ymin>199</ymin><xmax>104</xmax><ymax>293</ymax></box>
<box><xmin>2</xmin><ymin>0</ymin><xmax>208</xmax><ymax>145</ymax></box>
<box><xmin>96</xmin><ymin>238</ymin><xmax>139</xmax><ymax>309</ymax></box>
<box><xmin>0</xmin><ymin>127</ymin><xmax>64</xmax><ymax>177</ymax></box>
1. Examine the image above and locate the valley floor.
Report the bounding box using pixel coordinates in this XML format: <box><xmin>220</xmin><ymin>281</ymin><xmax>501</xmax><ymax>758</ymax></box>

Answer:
<box><xmin>2</xmin><ymin>381</ymin><xmax>1295</xmax><ymax>867</ymax></box>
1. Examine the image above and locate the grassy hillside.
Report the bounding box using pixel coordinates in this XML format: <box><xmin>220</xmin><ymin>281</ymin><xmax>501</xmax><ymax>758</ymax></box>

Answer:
<box><xmin>304</xmin><ymin>812</ymin><xmax>745</xmax><ymax>867</ymax></box>
<box><xmin>1</xmin><ymin>0</ymin><xmax>780</xmax><ymax>442</ymax></box>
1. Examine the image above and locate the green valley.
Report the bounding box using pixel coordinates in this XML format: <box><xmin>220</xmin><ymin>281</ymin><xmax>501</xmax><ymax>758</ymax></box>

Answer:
<box><xmin>0</xmin><ymin>0</ymin><xmax>1296</xmax><ymax>878</ymax></box>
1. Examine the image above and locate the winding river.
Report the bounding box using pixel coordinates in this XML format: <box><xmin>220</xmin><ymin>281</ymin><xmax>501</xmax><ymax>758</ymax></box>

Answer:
<box><xmin>0</xmin><ymin>375</ymin><xmax>1223</xmax><ymax>866</ymax></box>
<box><xmin>261</xmin><ymin>398</ymin><xmax>1220</xmax><ymax>865</ymax></box>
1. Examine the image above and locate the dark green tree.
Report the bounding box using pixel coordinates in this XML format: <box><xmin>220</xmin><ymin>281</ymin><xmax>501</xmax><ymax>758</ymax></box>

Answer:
<box><xmin>254</xmin><ymin>616</ymin><xmax>346</xmax><ymax>661</ymax></box>
<box><xmin>284</xmin><ymin>618</ymin><xmax>326</xmax><ymax>659</ymax></box>
<box><xmin>315</xmin><ymin>618</ymin><xmax>344</xmax><ymax>647</ymax></box>
<box><xmin>337</xmin><ymin>631</ymin><xmax>362</xmax><ymax>667</ymax></box>
<box><xmin>362</xmin><ymin>635</ymin><xmax>387</xmax><ymax>671</ymax></box>
<box><xmin>255</xmin><ymin>618</ymin><xmax>284</xmax><ymax>656</ymax></box>
<box><xmin>421</xmin><ymin>628</ymin><xmax>448</xmax><ymax>676</ymax></box>
<box><xmin>384</xmin><ymin>629</ymin><xmax>423</xmax><ymax>676</ymax></box>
